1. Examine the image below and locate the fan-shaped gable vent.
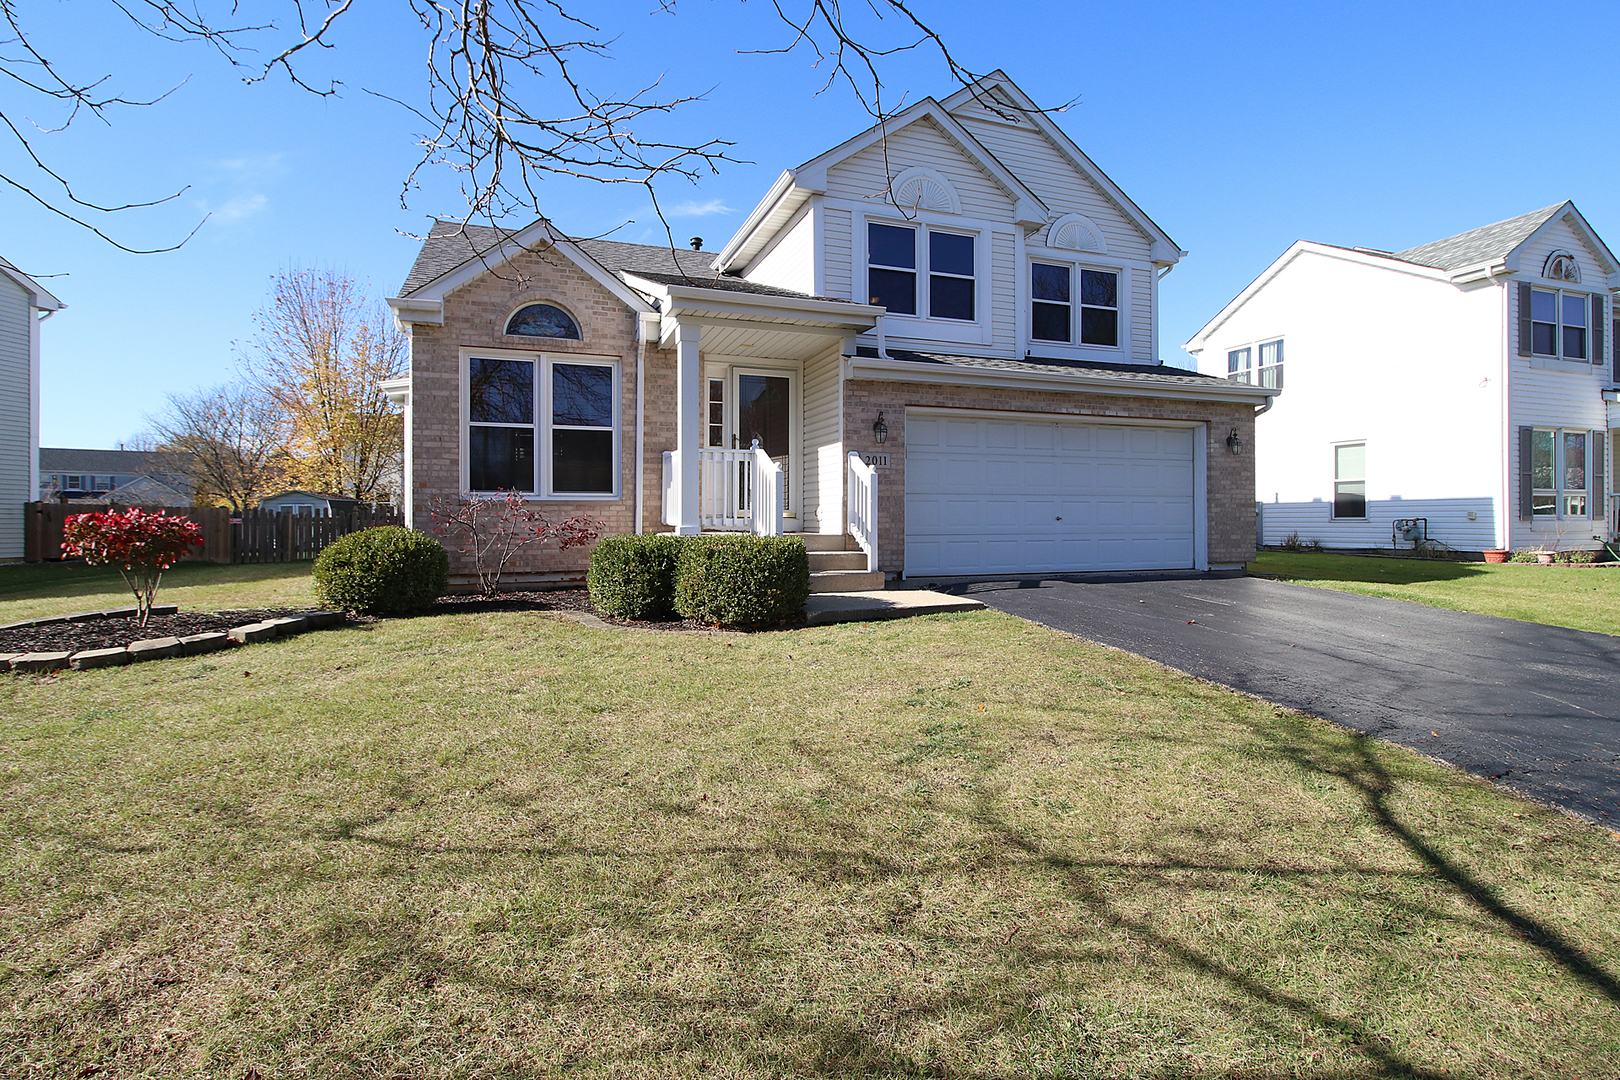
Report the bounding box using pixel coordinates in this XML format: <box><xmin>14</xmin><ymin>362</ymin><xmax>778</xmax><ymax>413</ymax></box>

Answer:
<box><xmin>1046</xmin><ymin>213</ymin><xmax>1108</xmax><ymax>255</ymax></box>
<box><xmin>1544</xmin><ymin>250</ymin><xmax>1581</xmax><ymax>283</ymax></box>
<box><xmin>888</xmin><ymin>167</ymin><xmax>961</xmax><ymax>215</ymax></box>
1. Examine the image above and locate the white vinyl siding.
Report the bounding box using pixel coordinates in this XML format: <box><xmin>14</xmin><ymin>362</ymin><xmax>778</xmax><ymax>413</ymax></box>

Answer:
<box><xmin>823</xmin><ymin>207</ymin><xmax>853</xmax><ymax>301</ymax></box>
<box><xmin>951</xmin><ymin>114</ymin><xmax>1152</xmax><ymax>263</ymax></box>
<box><xmin>744</xmin><ymin>206</ymin><xmax>815</xmax><ymax>295</ymax></box>
<box><xmin>800</xmin><ymin>349</ymin><xmax>842</xmax><ymax>531</ymax></box>
<box><xmin>991</xmin><ymin>230</ymin><xmax>1017</xmax><ymax>351</ymax></box>
<box><xmin>1259</xmin><ymin>497</ymin><xmax>1499</xmax><ymax>551</ymax></box>
<box><xmin>1130</xmin><ymin>267</ymin><xmax>1153</xmax><ymax>363</ymax></box>
<box><xmin>824</xmin><ymin>116</ymin><xmax>1012</xmax><ymax>220</ymax></box>
<box><xmin>0</xmin><ymin>276</ymin><xmax>31</xmax><ymax>559</ymax></box>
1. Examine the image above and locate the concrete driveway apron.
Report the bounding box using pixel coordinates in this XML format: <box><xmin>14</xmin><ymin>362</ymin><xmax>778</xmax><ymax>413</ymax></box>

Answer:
<box><xmin>941</xmin><ymin>573</ymin><xmax>1620</xmax><ymax>823</ymax></box>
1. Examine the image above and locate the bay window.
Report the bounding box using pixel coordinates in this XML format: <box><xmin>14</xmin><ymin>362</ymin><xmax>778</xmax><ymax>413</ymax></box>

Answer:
<box><xmin>468</xmin><ymin>354</ymin><xmax>617</xmax><ymax>496</ymax></box>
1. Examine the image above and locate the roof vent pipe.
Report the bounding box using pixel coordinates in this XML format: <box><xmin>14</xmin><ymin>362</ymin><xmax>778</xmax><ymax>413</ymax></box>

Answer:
<box><xmin>689</xmin><ymin>237</ymin><xmax>702</xmax><ymax>250</ymax></box>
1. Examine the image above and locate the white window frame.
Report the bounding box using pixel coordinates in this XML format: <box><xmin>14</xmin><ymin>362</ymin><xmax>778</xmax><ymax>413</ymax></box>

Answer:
<box><xmin>1529</xmin><ymin>427</ymin><xmax>1588</xmax><ymax>519</ymax></box>
<box><xmin>1226</xmin><ymin>346</ymin><xmax>1252</xmax><ymax>383</ymax></box>
<box><xmin>1527</xmin><ymin>284</ymin><xmax>1592</xmax><ymax>363</ymax></box>
<box><xmin>856</xmin><ymin>209</ymin><xmax>990</xmax><ymax>345</ymax></box>
<box><xmin>1025</xmin><ymin>255</ymin><xmax>1124</xmax><ymax>354</ymax></box>
<box><xmin>460</xmin><ymin>346</ymin><xmax>621</xmax><ymax>500</ymax></box>
<box><xmin>1331</xmin><ymin>441</ymin><xmax>1366</xmax><ymax>521</ymax></box>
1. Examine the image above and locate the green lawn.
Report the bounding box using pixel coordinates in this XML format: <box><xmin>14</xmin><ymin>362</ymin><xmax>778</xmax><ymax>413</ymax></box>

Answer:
<box><xmin>0</xmin><ymin>561</ymin><xmax>318</xmax><ymax>622</ymax></box>
<box><xmin>1251</xmin><ymin>551</ymin><xmax>1620</xmax><ymax>636</ymax></box>
<box><xmin>2</xmin><ymin>594</ymin><xmax>1617</xmax><ymax>1077</ymax></box>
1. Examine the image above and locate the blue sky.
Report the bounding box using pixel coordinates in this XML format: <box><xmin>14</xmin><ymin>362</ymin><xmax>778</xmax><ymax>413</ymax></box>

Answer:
<box><xmin>14</xmin><ymin>1</ymin><xmax>1620</xmax><ymax>448</ymax></box>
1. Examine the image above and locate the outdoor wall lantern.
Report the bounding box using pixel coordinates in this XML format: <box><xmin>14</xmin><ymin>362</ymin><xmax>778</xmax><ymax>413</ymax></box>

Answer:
<box><xmin>873</xmin><ymin>411</ymin><xmax>888</xmax><ymax>444</ymax></box>
<box><xmin>1226</xmin><ymin>428</ymin><xmax>1242</xmax><ymax>455</ymax></box>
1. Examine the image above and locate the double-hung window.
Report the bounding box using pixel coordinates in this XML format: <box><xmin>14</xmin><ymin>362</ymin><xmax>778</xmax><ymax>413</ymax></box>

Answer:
<box><xmin>1226</xmin><ymin>341</ymin><xmax>1283</xmax><ymax>387</ymax></box>
<box><xmin>468</xmin><ymin>355</ymin><xmax>617</xmax><ymax>496</ymax></box>
<box><xmin>867</xmin><ymin>222</ymin><xmax>977</xmax><ymax>321</ymax></box>
<box><xmin>1257</xmin><ymin>340</ymin><xmax>1284</xmax><ymax>388</ymax></box>
<box><xmin>1530</xmin><ymin>428</ymin><xmax>1587</xmax><ymax>517</ymax></box>
<box><xmin>1226</xmin><ymin>346</ymin><xmax>1252</xmax><ymax>383</ymax></box>
<box><xmin>1525</xmin><ymin>285</ymin><xmax>1603</xmax><ymax>363</ymax></box>
<box><xmin>1030</xmin><ymin>262</ymin><xmax>1118</xmax><ymax>347</ymax></box>
<box><xmin>1333</xmin><ymin>443</ymin><xmax>1366</xmax><ymax>519</ymax></box>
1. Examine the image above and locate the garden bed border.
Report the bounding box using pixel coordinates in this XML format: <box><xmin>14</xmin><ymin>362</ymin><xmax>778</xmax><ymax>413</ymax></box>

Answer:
<box><xmin>0</xmin><ymin>609</ymin><xmax>349</xmax><ymax>673</ymax></box>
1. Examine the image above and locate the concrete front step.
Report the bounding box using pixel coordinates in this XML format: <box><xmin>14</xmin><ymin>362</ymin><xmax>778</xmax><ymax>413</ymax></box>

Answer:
<box><xmin>810</xmin><ymin>569</ymin><xmax>885</xmax><ymax>593</ymax></box>
<box><xmin>799</xmin><ymin>532</ymin><xmax>858</xmax><ymax>552</ymax></box>
<box><xmin>803</xmin><ymin>590</ymin><xmax>986</xmax><ymax>625</ymax></box>
<box><xmin>808</xmin><ymin>550</ymin><xmax>869</xmax><ymax>571</ymax></box>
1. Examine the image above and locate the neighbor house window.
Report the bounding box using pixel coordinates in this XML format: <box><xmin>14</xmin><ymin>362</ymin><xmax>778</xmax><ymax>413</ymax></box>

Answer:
<box><xmin>506</xmin><ymin>303</ymin><xmax>581</xmax><ymax>339</ymax></box>
<box><xmin>1227</xmin><ymin>347</ymin><xmax>1252</xmax><ymax>384</ymax></box>
<box><xmin>1530</xmin><ymin>428</ymin><xmax>1587</xmax><ymax>517</ymax></box>
<box><xmin>1529</xmin><ymin>287</ymin><xmax>1589</xmax><ymax>360</ymax></box>
<box><xmin>868</xmin><ymin>223</ymin><xmax>917</xmax><ymax>315</ymax></box>
<box><xmin>1333</xmin><ymin>443</ymin><xmax>1366</xmax><ymax>519</ymax></box>
<box><xmin>1030</xmin><ymin>263</ymin><xmax>1117</xmax><ymax>346</ymax></box>
<box><xmin>1258</xmin><ymin>339</ymin><xmax>1284</xmax><ymax>389</ymax></box>
<box><xmin>468</xmin><ymin>355</ymin><xmax>617</xmax><ymax>495</ymax></box>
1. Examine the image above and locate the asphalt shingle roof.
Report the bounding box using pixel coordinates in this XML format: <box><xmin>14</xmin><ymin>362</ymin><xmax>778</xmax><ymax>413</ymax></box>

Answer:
<box><xmin>398</xmin><ymin>219</ymin><xmax>836</xmax><ymax>302</ymax></box>
<box><xmin>1391</xmin><ymin>204</ymin><xmax>1565</xmax><ymax>272</ymax></box>
<box><xmin>39</xmin><ymin>448</ymin><xmax>178</xmax><ymax>474</ymax></box>
<box><xmin>877</xmin><ymin>349</ymin><xmax>1231</xmax><ymax>388</ymax></box>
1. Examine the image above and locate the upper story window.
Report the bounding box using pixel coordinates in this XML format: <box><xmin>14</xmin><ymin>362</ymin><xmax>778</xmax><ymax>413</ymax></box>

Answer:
<box><xmin>1530</xmin><ymin>287</ymin><xmax>1587</xmax><ymax>359</ymax></box>
<box><xmin>1226</xmin><ymin>347</ymin><xmax>1251</xmax><ymax>382</ymax></box>
<box><xmin>505</xmin><ymin>303</ymin><xmax>581</xmax><ymax>339</ymax></box>
<box><xmin>1030</xmin><ymin>262</ymin><xmax>1117</xmax><ymax>347</ymax></box>
<box><xmin>867</xmin><ymin>222</ymin><xmax>976</xmax><ymax>321</ymax></box>
<box><xmin>1258</xmin><ymin>340</ymin><xmax>1283</xmax><ymax>388</ymax></box>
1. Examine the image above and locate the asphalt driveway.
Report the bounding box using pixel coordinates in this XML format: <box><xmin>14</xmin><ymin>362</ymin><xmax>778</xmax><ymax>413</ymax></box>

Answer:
<box><xmin>936</xmin><ymin>572</ymin><xmax>1620</xmax><ymax>823</ymax></box>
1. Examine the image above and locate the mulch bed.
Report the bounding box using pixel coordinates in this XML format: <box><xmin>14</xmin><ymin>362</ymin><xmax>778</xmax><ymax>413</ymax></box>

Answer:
<box><xmin>0</xmin><ymin>610</ymin><xmax>313</xmax><ymax>655</ymax></box>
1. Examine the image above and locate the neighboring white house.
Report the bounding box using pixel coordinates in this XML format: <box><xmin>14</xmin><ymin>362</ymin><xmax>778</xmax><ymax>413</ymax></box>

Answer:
<box><xmin>1185</xmin><ymin>202</ymin><xmax>1618</xmax><ymax>554</ymax></box>
<box><xmin>388</xmin><ymin>70</ymin><xmax>1277</xmax><ymax>587</ymax></box>
<box><xmin>256</xmin><ymin>490</ymin><xmax>361</xmax><ymax>516</ymax></box>
<box><xmin>1</xmin><ymin>259</ymin><xmax>63</xmax><ymax>561</ymax></box>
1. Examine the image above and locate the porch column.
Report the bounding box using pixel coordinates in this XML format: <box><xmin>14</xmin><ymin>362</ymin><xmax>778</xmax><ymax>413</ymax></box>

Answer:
<box><xmin>674</xmin><ymin>321</ymin><xmax>702</xmax><ymax>534</ymax></box>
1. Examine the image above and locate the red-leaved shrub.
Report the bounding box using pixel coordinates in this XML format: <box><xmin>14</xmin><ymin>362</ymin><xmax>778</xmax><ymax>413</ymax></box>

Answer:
<box><xmin>61</xmin><ymin>508</ymin><xmax>205</xmax><ymax>626</ymax></box>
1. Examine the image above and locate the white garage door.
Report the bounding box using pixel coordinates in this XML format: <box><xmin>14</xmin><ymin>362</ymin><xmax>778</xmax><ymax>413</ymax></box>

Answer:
<box><xmin>905</xmin><ymin>412</ymin><xmax>1199</xmax><ymax>576</ymax></box>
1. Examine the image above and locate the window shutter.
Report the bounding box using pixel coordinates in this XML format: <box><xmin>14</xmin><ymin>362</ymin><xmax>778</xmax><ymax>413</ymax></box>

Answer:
<box><xmin>1517</xmin><ymin>426</ymin><xmax>1533</xmax><ymax>521</ymax></box>
<box><xmin>1594</xmin><ymin>431</ymin><xmax>1606</xmax><ymax>522</ymax></box>
<box><xmin>1517</xmin><ymin>282</ymin><xmax>1533</xmax><ymax>357</ymax></box>
<box><xmin>1592</xmin><ymin>295</ymin><xmax>1605</xmax><ymax>366</ymax></box>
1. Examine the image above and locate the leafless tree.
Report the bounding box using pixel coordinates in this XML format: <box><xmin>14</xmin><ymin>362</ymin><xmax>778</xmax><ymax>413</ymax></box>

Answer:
<box><xmin>243</xmin><ymin>265</ymin><xmax>407</xmax><ymax>503</ymax></box>
<box><xmin>1</xmin><ymin>0</ymin><xmax>1000</xmax><ymax>253</ymax></box>
<box><xmin>144</xmin><ymin>382</ymin><xmax>289</xmax><ymax>511</ymax></box>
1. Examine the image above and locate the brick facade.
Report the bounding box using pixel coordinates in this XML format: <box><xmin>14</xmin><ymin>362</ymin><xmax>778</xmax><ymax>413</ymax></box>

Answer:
<box><xmin>406</xmin><ymin>244</ymin><xmax>675</xmax><ymax>581</ymax></box>
<box><xmin>842</xmin><ymin>379</ymin><xmax>1258</xmax><ymax>573</ymax></box>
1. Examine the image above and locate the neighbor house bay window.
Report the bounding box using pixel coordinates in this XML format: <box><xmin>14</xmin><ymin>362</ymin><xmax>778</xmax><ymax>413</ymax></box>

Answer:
<box><xmin>468</xmin><ymin>355</ymin><xmax>617</xmax><ymax>495</ymax></box>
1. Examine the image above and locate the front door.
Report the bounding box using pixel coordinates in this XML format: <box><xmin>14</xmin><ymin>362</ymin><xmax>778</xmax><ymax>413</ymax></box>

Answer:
<box><xmin>706</xmin><ymin>364</ymin><xmax>798</xmax><ymax>517</ymax></box>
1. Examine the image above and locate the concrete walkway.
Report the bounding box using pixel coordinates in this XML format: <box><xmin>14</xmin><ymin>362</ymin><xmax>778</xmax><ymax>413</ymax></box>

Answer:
<box><xmin>803</xmin><ymin>589</ymin><xmax>984</xmax><ymax>626</ymax></box>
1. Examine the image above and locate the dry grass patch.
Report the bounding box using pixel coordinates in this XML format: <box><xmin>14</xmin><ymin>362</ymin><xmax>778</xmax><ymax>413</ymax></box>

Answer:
<box><xmin>1</xmin><ymin>609</ymin><xmax>1617</xmax><ymax>1078</ymax></box>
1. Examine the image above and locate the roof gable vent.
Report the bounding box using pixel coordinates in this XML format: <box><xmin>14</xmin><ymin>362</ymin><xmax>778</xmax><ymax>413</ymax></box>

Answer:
<box><xmin>887</xmin><ymin>166</ymin><xmax>961</xmax><ymax>215</ymax></box>
<box><xmin>1544</xmin><ymin>249</ymin><xmax>1581</xmax><ymax>283</ymax></box>
<box><xmin>1046</xmin><ymin>212</ymin><xmax>1108</xmax><ymax>255</ymax></box>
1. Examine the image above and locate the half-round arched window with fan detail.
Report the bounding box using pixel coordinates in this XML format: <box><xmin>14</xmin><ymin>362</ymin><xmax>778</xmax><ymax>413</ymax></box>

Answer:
<box><xmin>505</xmin><ymin>303</ymin><xmax>581</xmax><ymax>339</ymax></box>
<box><xmin>1544</xmin><ymin>251</ymin><xmax>1581</xmax><ymax>283</ymax></box>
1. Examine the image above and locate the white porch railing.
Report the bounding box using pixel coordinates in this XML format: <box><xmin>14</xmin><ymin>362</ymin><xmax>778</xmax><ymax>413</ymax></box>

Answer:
<box><xmin>663</xmin><ymin>445</ymin><xmax>785</xmax><ymax>533</ymax></box>
<box><xmin>847</xmin><ymin>451</ymin><xmax>878</xmax><ymax>573</ymax></box>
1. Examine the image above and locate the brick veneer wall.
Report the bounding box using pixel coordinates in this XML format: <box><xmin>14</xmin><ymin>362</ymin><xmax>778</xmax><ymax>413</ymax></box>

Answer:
<box><xmin>842</xmin><ymin>379</ymin><xmax>1258</xmax><ymax>574</ymax></box>
<box><xmin>406</xmin><ymin>244</ymin><xmax>676</xmax><ymax>580</ymax></box>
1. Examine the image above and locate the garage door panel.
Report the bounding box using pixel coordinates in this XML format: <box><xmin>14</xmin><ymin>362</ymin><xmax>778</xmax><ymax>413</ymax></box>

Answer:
<box><xmin>906</xmin><ymin>413</ymin><xmax>1197</xmax><ymax>576</ymax></box>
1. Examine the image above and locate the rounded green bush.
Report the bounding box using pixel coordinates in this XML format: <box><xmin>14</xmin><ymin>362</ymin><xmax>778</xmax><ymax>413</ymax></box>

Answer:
<box><xmin>588</xmin><ymin>533</ymin><xmax>688</xmax><ymax>619</ymax></box>
<box><xmin>673</xmin><ymin>535</ymin><xmax>810</xmax><ymax>627</ymax></box>
<box><xmin>312</xmin><ymin>526</ymin><xmax>449</xmax><ymax>614</ymax></box>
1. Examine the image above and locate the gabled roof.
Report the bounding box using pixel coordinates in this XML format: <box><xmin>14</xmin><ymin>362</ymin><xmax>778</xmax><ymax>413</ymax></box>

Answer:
<box><xmin>1392</xmin><ymin>204</ymin><xmax>1565</xmax><ymax>271</ymax></box>
<box><xmin>395</xmin><ymin>219</ymin><xmax>843</xmax><ymax>313</ymax></box>
<box><xmin>39</xmin><ymin>447</ymin><xmax>177</xmax><ymax>473</ymax></box>
<box><xmin>0</xmin><ymin>256</ymin><xmax>64</xmax><ymax>311</ymax></box>
<box><xmin>940</xmin><ymin>71</ymin><xmax>1183</xmax><ymax>263</ymax></box>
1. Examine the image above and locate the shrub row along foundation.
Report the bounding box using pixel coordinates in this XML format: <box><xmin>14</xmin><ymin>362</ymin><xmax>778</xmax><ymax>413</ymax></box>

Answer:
<box><xmin>0</xmin><ymin>610</ymin><xmax>348</xmax><ymax>673</ymax></box>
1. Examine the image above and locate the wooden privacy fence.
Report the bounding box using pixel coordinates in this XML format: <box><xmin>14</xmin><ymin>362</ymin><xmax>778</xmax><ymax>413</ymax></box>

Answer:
<box><xmin>23</xmin><ymin>503</ymin><xmax>402</xmax><ymax>564</ymax></box>
<box><xmin>231</xmin><ymin>508</ymin><xmax>403</xmax><ymax>563</ymax></box>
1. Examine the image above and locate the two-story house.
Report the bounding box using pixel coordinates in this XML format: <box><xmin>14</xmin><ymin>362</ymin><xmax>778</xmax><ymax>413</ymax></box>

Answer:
<box><xmin>1185</xmin><ymin>202</ymin><xmax>1618</xmax><ymax>555</ymax></box>
<box><xmin>2</xmin><ymin>258</ymin><xmax>63</xmax><ymax>562</ymax></box>
<box><xmin>386</xmin><ymin>71</ymin><xmax>1277</xmax><ymax>587</ymax></box>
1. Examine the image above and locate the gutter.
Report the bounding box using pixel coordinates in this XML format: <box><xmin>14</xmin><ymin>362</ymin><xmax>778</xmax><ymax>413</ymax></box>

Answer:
<box><xmin>844</xmin><ymin>354</ymin><xmax>1278</xmax><ymax>405</ymax></box>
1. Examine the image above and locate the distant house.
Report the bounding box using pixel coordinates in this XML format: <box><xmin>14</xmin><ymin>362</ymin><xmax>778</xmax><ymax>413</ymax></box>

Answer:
<box><xmin>2</xmin><ymin>259</ymin><xmax>63</xmax><ymax>561</ymax></box>
<box><xmin>1185</xmin><ymin>202</ymin><xmax>1617</xmax><ymax>554</ymax></box>
<box><xmin>256</xmin><ymin>491</ymin><xmax>360</xmax><ymax>516</ymax></box>
<box><xmin>89</xmin><ymin>475</ymin><xmax>192</xmax><ymax>507</ymax></box>
<box><xmin>38</xmin><ymin>447</ymin><xmax>192</xmax><ymax>503</ymax></box>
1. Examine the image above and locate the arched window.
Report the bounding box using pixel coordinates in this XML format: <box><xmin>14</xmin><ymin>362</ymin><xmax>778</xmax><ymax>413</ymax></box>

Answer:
<box><xmin>1544</xmin><ymin>251</ymin><xmax>1581</xmax><ymax>283</ymax></box>
<box><xmin>505</xmin><ymin>303</ymin><xmax>581</xmax><ymax>339</ymax></box>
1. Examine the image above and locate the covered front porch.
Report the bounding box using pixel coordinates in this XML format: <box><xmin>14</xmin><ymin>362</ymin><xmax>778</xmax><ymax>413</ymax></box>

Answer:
<box><xmin>623</xmin><ymin>273</ymin><xmax>884</xmax><ymax>575</ymax></box>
